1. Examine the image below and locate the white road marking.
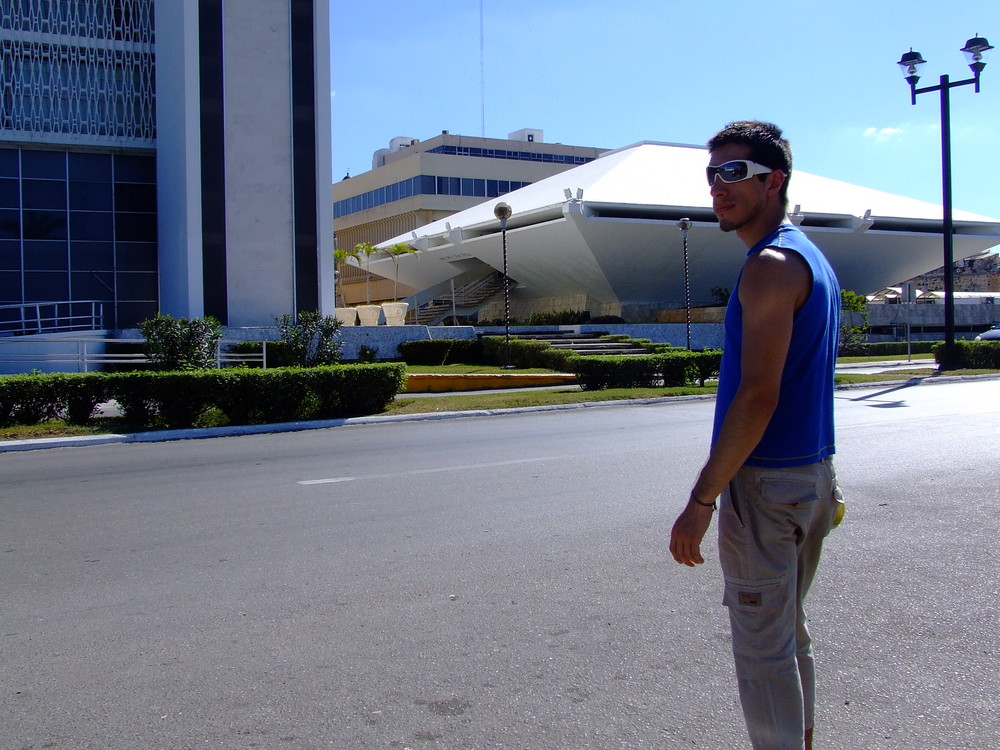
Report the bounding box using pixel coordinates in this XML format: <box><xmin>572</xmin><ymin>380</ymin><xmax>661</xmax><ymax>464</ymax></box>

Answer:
<box><xmin>297</xmin><ymin>455</ymin><xmax>570</xmax><ymax>486</ymax></box>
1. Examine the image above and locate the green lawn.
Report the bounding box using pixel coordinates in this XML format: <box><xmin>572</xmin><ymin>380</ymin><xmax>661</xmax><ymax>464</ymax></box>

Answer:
<box><xmin>3</xmin><ymin>359</ymin><xmax>995</xmax><ymax>443</ymax></box>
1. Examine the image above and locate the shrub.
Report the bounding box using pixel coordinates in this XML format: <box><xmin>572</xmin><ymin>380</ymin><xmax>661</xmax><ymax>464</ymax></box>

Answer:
<box><xmin>0</xmin><ymin>374</ymin><xmax>60</xmax><ymax>426</ymax></box>
<box><xmin>480</xmin><ymin>336</ymin><xmax>575</xmax><ymax>370</ymax></box>
<box><xmin>691</xmin><ymin>349</ymin><xmax>723</xmax><ymax>386</ymax></box>
<box><xmin>0</xmin><ymin>364</ymin><xmax>408</xmax><ymax>429</ymax></box>
<box><xmin>936</xmin><ymin>340</ymin><xmax>1000</xmax><ymax>369</ymax></box>
<box><xmin>398</xmin><ymin>339</ymin><xmax>456</xmax><ymax>366</ymax></box>
<box><xmin>569</xmin><ymin>351</ymin><xmax>712</xmax><ymax>390</ymax></box>
<box><xmin>839</xmin><ymin>341</ymin><xmax>940</xmax><ymax>357</ymax></box>
<box><xmin>103</xmin><ymin>371</ymin><xmax>161</xmax><ymax>426</ymax></box>
<box><xmin>446</xmin><ymin>338</ymin><xmax>484</xmax><ymax>364</ymax></box>
<box><xmin>138</xmin><ymin>314</ymin><xmax>222</xmax><ymax>370</ymax></box>
<box><xmin>51</xmin><ymin>373</ymin><xmax>110</xmax><ymax>425</ymax></box>
<box><xmin>331</xmin><ymin>363</ymin><xmax>407</xmax><ymax>416</ymax></box>
<box><xmin>275</xmin><ymin>310</ymin><xmax>343</xmax><ymax>367</ymax></box>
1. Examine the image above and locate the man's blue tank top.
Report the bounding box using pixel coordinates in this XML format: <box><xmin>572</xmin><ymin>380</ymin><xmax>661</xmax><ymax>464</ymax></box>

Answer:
<box><xmin>712</xmin><ymin>224</ymin><xmax>840</xmax><ymax>468</ymax></box>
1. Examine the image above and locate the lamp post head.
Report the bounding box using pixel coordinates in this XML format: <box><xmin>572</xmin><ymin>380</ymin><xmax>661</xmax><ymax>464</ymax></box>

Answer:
<box><xmin>961</xmin><ymin>35</ymin><xmax>993</xmax><ymax>76</ymax></box>
<box><xmin>493</xmin><ymin>202</ymin><xmax>512</xmax><ymax>221</ymax></box>
<box><xmin>676</xmin><ymin>218</ymin><xmax>692</xmax><ymax>232</ymax></box>
<box><xmin>897</xmin><ymin>48</ymin><xmax>926</xmax><ymax>86</ymax></box>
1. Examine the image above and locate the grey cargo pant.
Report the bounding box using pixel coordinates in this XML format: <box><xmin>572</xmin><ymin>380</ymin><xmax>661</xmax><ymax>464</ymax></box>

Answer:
<box><xmin>718</xmin><ymin>458</ymin><xmax>840</xmax><ymax>750</ymax></box>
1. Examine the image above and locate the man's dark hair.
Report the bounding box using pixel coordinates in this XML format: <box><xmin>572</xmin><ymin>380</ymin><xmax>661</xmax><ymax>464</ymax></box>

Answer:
<box><xmin>707</xmin><ymin>121</ymin><xmax>792</xmax><ymax>206</ymax></box>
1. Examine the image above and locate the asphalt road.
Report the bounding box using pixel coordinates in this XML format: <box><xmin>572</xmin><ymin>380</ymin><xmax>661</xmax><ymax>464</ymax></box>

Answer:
<box><xmin>2</xmin><ymin>378</ymin><xmax>998</xmax><ymax>749</ymax></box>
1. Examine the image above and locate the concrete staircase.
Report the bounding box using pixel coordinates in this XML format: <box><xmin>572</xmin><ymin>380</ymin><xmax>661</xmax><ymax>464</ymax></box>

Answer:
<box><xmin>514</xmin><ymin>331</ymin><xmax>650</xmax><ymax>356</ymax></box>
<box><xmin>411</xmin><ymin>271</ymin><xmax>506</xmax><ymax>325</ymax></box>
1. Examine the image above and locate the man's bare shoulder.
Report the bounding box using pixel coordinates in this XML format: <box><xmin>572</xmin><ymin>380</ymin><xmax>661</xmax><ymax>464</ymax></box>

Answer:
<box><xmin>741</xmin><ymin>247</ymin><xmax>811</xmax><ymax>307</ymax></box>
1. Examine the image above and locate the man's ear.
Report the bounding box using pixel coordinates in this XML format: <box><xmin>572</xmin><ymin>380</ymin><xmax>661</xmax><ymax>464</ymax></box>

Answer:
<box><xmin>766</xmin><ymin>170</ymin><xmax>787</xmax><ymax>198</ymax></box>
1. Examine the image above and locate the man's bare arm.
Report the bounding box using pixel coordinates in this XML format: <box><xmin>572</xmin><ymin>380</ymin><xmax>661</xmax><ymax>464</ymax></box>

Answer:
<box><xmin>669</xmin><ymin>248</ymin><xmax>810</xmax><ymax>566</ymax></box>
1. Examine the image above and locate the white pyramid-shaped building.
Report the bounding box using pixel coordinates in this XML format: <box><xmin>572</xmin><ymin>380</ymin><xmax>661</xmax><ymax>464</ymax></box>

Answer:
<box><xmin>369</xmin><ymin>142</ymin><xmax>1000</xmax><ymax>319</ymax></box>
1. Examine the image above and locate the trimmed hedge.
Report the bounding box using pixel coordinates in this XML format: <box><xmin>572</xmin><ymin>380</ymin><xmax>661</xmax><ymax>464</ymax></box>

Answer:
<box><xmin>571</xmin><ymin>351</ymin><xmax>721</xmax><ymax>390</ymax></box>
<box><xmin>397</xmin><ymin>338</ymin><xmax>487</xmax><ymax>366</ymax></box>
<box><xmin>839</xmin><ymin>341</ymin><xmax>940</xmax><ymax>357</ymax></box>
<box><xmin>934</xmin><ymin>340</ymin><xmax>1000</xmax><ymax>369</ymax></box>
<box><xmin>480</xmin><ymin>336</ymin><xmax>577</xmax><ymax>370</ymax></box>
<box><xmin>0</xmin><ymin>364</ymin><xmax>406</xmax><ymax>429</ymax></box>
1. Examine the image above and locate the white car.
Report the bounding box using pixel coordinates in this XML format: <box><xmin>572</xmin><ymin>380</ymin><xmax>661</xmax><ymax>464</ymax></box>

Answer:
<box><xmin>974</xmin><ymin>323</ymin><xmax>1000</xmax><ymax>341</ymax></box>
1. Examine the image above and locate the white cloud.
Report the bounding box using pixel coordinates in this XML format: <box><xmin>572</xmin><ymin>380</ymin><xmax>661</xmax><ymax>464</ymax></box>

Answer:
<box><xmin>863</xmin><ymin>126</ymin><xmax>903</xmax><ymax>141</ymax></box>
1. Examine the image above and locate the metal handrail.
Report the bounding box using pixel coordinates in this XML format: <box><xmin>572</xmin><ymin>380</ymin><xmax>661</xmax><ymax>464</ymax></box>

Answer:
<box><xmin>0</xmin><ymin>300</ymin><xmax>104</xmax><ymax>335</ymax></box>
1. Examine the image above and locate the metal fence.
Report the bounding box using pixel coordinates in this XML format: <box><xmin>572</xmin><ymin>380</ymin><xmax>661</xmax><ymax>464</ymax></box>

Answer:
<box><xmin>0</xmin><ymin>336</ymin><xmax>268</xmax><ymax>373</ymax></box>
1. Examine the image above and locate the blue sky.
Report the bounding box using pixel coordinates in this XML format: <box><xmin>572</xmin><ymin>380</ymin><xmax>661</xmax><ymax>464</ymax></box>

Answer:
<box><xmin>331</xmin><ymin>1</ymin><xmax>1000</xmax><ymax>222</ymax></box>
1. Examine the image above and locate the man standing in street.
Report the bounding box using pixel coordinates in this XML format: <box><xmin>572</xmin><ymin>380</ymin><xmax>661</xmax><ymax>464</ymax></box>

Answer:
<box><xmin>669</xmin><ymin>121</ymin><xmax>842</xmax><ymax>750</ymax></box>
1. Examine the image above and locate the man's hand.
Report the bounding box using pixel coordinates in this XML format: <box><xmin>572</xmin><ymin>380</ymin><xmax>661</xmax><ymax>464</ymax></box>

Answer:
<box><xmin>669</xmin><ymin>500</ymin><xmax>715</xmax><ymax>567</ymax></box>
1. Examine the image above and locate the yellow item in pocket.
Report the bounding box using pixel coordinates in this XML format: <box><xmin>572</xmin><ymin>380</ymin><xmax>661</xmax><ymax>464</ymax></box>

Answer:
<box><xmin>832</xmin><ymin>481</ymin><xmax>846</xmax><ymax>528</ymax></box>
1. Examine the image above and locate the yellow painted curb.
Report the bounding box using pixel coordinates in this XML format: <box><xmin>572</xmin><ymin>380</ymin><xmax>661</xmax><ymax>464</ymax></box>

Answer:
<box><xmin>405</xmin><ymin>373</ymin><xmax>578</xmax><ymax>393</ymax></box>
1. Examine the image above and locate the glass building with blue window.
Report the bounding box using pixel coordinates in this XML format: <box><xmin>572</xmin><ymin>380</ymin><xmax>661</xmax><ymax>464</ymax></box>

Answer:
<box><xmin>0</xmin><ymin>0</ymin><xmax>333</xmax><ymax>333</ymax></box>
<box><xmin>332</xmin><ymin>129</ymin><xmax>607</xmax><ymax>305</ymax></box>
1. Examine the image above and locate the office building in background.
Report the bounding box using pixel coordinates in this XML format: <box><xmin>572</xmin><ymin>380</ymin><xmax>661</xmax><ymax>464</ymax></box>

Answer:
<box><xmin>0</xmin><ymin>0</ymin><xmax>333</xmax><ymax>330</ymax></box>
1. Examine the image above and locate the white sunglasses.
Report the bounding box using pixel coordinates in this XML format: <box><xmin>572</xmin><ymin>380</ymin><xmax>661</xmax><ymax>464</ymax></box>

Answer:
<box><xmin>706</xmin><ymin>160</ymin><xmax>774</xmax><ymax>186</ymax></box>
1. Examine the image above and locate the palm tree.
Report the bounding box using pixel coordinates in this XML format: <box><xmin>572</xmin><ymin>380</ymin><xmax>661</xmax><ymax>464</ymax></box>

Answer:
<box><xmin>334</xmin><ymin>244</ymin><xmax>359</xmax><ymax>307</ymax></box>
<box><xmin>354</xmin><ymin>242</ymin><xmax>380</xmax><ymax>305</ymax></box>
<box><xmin>381</xmin><ymin>243</ymin><xmax>418</xmax><ymax>302</ymax></box>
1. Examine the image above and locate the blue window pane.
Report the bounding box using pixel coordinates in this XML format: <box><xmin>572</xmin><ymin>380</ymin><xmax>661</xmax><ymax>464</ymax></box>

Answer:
<box><xmin>70</xmin><ymin>211</ymin><xmax>114</xmax><ymax>241</ymax></box>
<box><xmin>420</xmin><ymin>175</ymin><xmax>435</xmax><ymax>194</ymax></box>
<box><xmin>486</xmin><ymin>180</ymin><xmax>499</xmax><ymax>198</ymax></box>
<box><xmin>473</xmin><ymin>179</ymin><xmax>485</xmax><ymax>197</ymax></box>
<box><xmin>498</xmin><ymin>180</ymin><xmax>510</xmax><ymax>194</ymax></box>
<box><xmin>22</xmin><ymin>179</ymin><xmax>67</xmax><ymax>210</ymax></box>
<box><xmin>449</xmin><ymin>177</ymin><xmax>460</xmax><ymax>195</ymax></box>
<box><xmin>24</xmin><ymin>241</ymin><xmax>69</xmax><ymax>271</ymax></box>
<box><xmin>436</xmin><ymin>176</ymin><xmax>447</xmax><ymax>195</ymax></box>
<box><xmin>115</xmin><ymin>182</ymin><xmax>156</xmax><ymax>212</ymax></box>
<box><xmin>71</xmin><ymin>271</ymin><xmax>115</xmax><ymax>299</ymax></box>
<box><xmin>116</xmin><ymin>242</ymin><xmax>157</xmax><ymax>272</ymax></box>
<box><xmin>25</xmin><ymin>271</ymin><xmax>69</xmax><ymax>301</ymax></box>
<box><xmin>70</xmin><ymin>181</ymin><xmax>113</xmax><ymax>211</ymax></box>
<box><xmin>22</xmin><ymin>150</ymin><xmax>66</xmax><ymax>179</ymax></box>
<box><xmin>0</xmin><ymin>270</ymin><xmax>20</xmax><ymax>301</ymax></box>
<box><xmin>116</xmin><ymin>271</ymin><xmax>158</xmax><ymax>299</ymax></box>
<box><xmin>69</xmin><ymin>152</ymin><xmax>112</xmax><ymax>182</ymax></box>
<box><xmin>115</xmin><ymin>212</ymin><xmax>156</xmax><ymax>242</ymax></box>
<box><xmin>23</xmin><ymin>210</ymin><xmax>67</xmax><ymax>240</ymax></box>
<box><xmin>71</xmin><ymin>242</ymin><xmax>114</xmax><ymax>271</ymax></box>
<box><xmin>0</xmin><ymin>178</ymin><xmax>19</xmax><ymax>208</ymax></box>
<box><xmin>0</xmin><ymin>240</ymin><xmax>20</xmax><ymax>271</ymax></box>
<box><xmin>461</xmin><ymin>178</ymin><xmax>474</xmax><ymax>196</ymax></box>
<box><xmin>0</xmin><ymin>150</ymin><xmax>19</xmax><ymax>178</ymax></box>
<box><xmin>114</xmin><ymin>154</ymin><xmax>155</xmax><ymax>183</ymax></box>
<box><xmin>0</xmin><ymin>209</ymin><xmax>20</xmax><ymax>238</ymax></box>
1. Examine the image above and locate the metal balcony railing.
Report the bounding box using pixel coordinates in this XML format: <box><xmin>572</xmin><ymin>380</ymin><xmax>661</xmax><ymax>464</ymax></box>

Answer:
<box><xmin>0</xmin><ymin>301</ymin><xmax>105</xmax><ymax>336</ymax></box>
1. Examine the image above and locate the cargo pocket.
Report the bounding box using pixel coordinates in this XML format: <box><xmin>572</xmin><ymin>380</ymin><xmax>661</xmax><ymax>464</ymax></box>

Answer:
<box><xmin>723</xmin><ymin>574</ymin><xmax>786</xmax><ymax>613</ymax></box>
<box><xmin>759</xmin><ymin>476</ymin><xmax>819</xmax><ymax>505</ymax></box>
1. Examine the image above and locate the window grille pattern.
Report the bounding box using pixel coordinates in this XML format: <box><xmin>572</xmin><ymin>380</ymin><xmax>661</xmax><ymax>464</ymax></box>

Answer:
<box><xmin>0</xmin><ymin>0</ymin><xmax>155</xmax><ymax>146</ymax></box>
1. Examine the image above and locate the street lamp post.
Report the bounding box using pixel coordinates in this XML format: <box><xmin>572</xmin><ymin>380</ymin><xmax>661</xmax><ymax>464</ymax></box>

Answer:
<box><xmin>676</xmin><ymin>218</ymin><xmax>693</xmax><ymax>350</ymax></box>
<box><xmin>897</xmin><ymin>35</ymin><xmax>993</xmax><ymax>369</ymax></box>
<box><xmin>493</xmin><ymin>201</ymin><xmax>515</xmax><ymax>369</ymax></box>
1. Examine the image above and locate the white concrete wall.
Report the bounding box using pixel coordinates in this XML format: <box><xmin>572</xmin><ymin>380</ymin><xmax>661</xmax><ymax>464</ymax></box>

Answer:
<box><xmin>313</xmin><ymin>0</ymin><xmax>335</xmax><ymax>316</ymax></box>
<box><xmin>153</xmin><ymin>0</ymin><xmax>205</xmax><ymax>319</ymax></box>
<box><xmin>223</xmin><ymin>1</ymin><xmax>296</xmax><ymax>326</ymax></box>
